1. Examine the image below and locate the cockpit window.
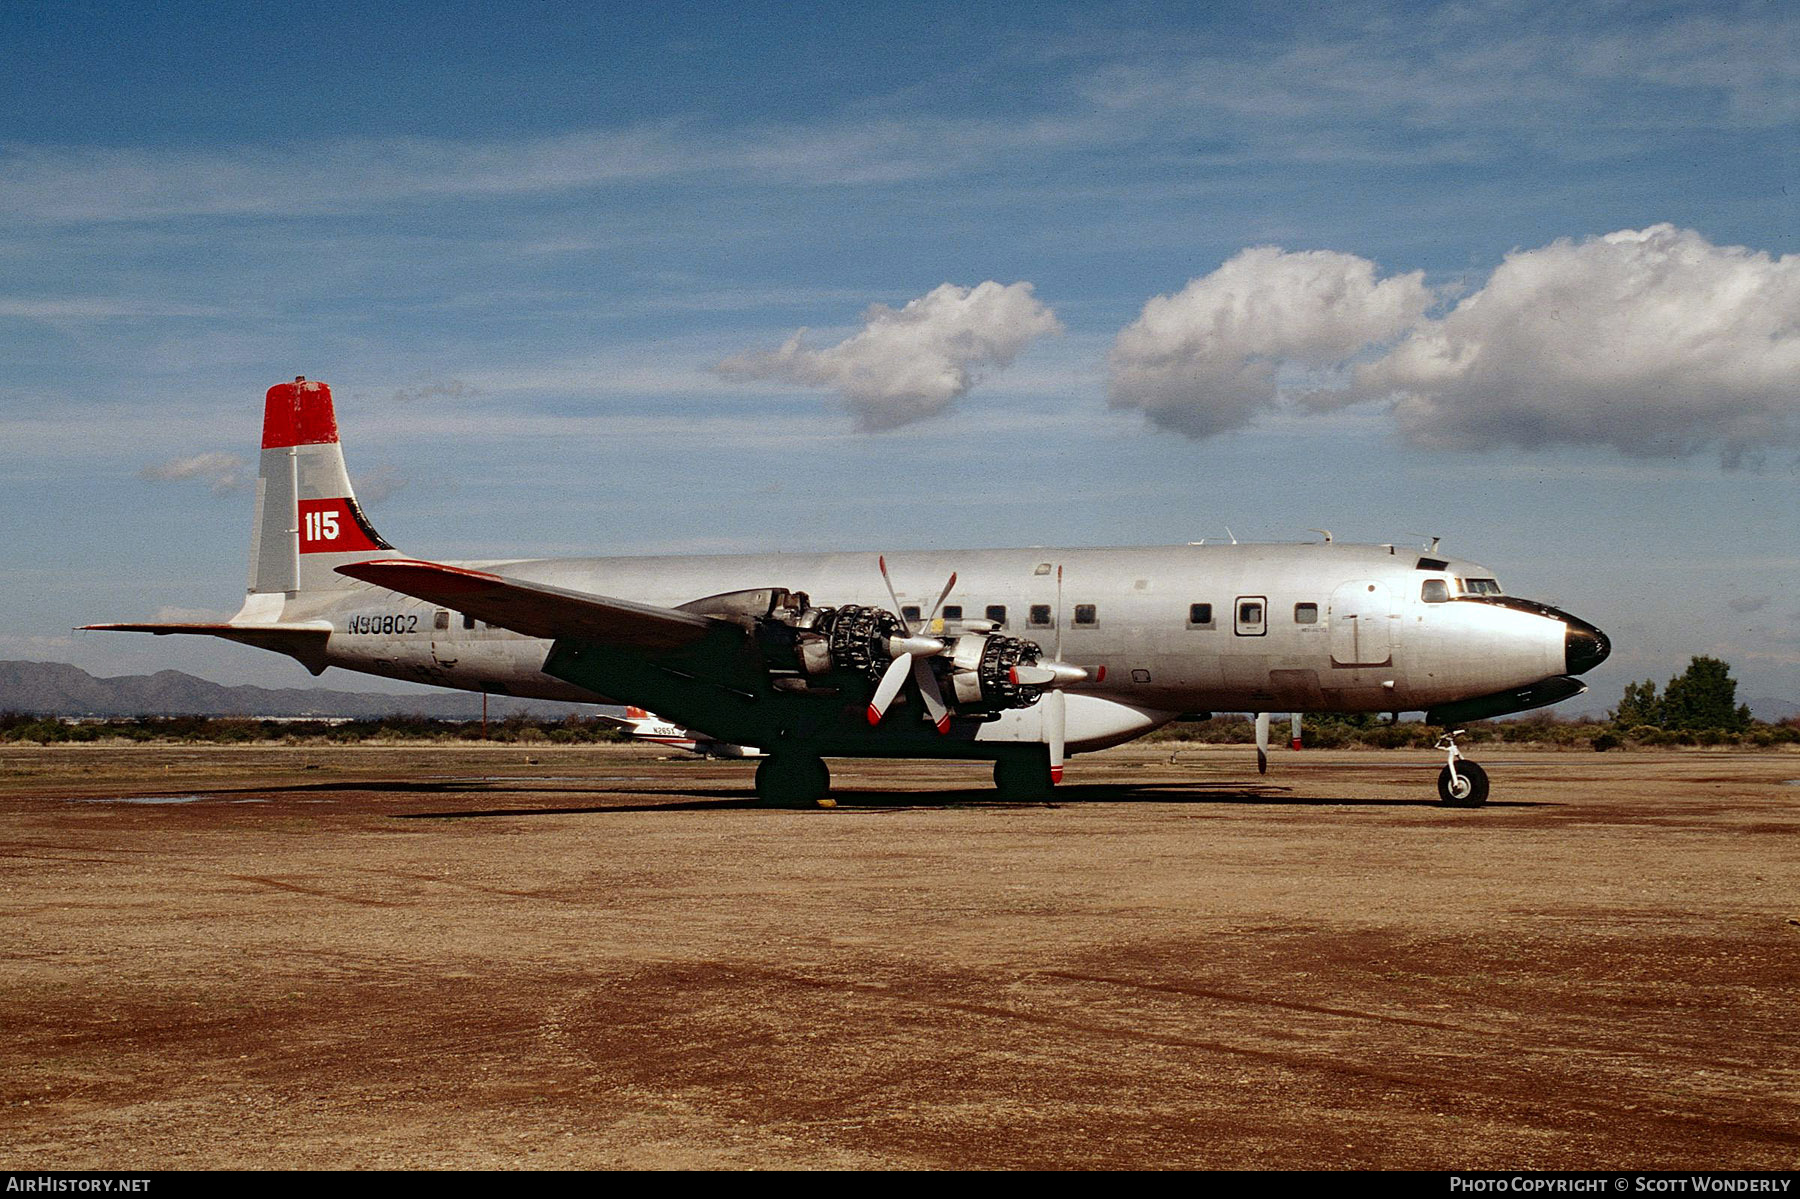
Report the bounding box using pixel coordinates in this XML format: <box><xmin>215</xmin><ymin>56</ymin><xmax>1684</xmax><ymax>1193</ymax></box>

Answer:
<box><xmin>1459</xmin><ymin>577</ymin><xmax>1503</xmax><ymax>596</ymax></box>
<box><xmin>1421</xmin><ymin>579</ymin><xmax>1451</xmax><ymax>603</ymax></box>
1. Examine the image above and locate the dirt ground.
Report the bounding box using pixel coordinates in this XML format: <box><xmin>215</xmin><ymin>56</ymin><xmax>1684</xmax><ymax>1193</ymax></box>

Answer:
<box><xmin>1</xmin><ymin>740</ymin><xmax>1796</xmax><ymax>1170</ymax></box>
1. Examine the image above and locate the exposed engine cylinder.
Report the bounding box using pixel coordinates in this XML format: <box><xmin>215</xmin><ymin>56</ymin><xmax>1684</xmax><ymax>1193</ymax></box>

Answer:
<box><xmin>792</xmin><ymin>604</ymin><xmax>907</xmax><ymax>683</ymax></box>
<box><xmin>753</xmin><ymin>598</ymin><xmax>1052</xmax><ymax>719</ymax></box>
<box><xmin>949</xmin><ymin>632</ymin><xmax>1044</xmax><ymax>711</ymax></box>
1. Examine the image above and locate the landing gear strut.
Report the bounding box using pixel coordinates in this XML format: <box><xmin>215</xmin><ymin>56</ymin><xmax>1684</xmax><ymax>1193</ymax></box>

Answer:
<box><xmin>1435</xmin><ymin>729</ymin><xmax>1489</xmax><ymax>807</ymax></box>
<box><xmin>755</xmin><ymin>753</ymin><xmax>830</xmax><ymax>805</ymax></box>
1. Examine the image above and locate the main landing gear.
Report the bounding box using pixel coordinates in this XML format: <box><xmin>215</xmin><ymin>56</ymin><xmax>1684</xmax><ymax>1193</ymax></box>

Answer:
<box><xmin>1435</xmin><ymin>729</ymin><xmax>1489</xmax><ymax>808</ymax></box>
<box><xmin>993</xmin><ymin>749</ymin><xmax>1056</xmax><ymax>801</ymax></box>
<box><xmin>755</xmin><ymin>753</ymin><xmax>831</xmax><ymax>805</ymax></box>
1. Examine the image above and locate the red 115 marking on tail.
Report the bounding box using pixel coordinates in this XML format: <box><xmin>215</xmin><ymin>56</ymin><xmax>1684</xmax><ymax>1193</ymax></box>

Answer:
<box><xmin>297</xmin><ymin>498</ymin><xmax>380</xmax><ymax>553</ymax></box>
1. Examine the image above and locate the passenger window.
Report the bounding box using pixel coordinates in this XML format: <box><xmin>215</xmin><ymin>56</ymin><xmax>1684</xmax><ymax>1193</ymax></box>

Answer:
<box><xmin>1188</xmin><ymin>603</ymin><xmax>1214</xmax><ymax>627</ymax></box>
<box><xmin>985</xmin><ymin>605</ymin><xmax>1007</xmax><ymax>626</ymax></box>
<box><xmin>1294</xmin><ymin>603</ymin><xmax>1318</xmax><ymax>624</ymax></box>
<box><xmin>434</xmin><ymin>610</ymin><xmax>450</xmax><ymax>630</ymax></box>
<box><xmin>1235</xmin><ymin>597</ymin><xmax>1267</xmax><ymax>636</ymax></box>
<box><xmin>1422</xmin><ymin>580</ymin><xmax>1450</xmax><ymax>603</ymax></box>
<box><xmin>1073</xmin><ymin>604</ymin><xmax>1097</xmax><ymax>626</ymax></box>
<box><xmin>1029</xmin><ymin>604</ymin><xmax>1053</xmax><ymax>628</ymax></box>
<box><xmin>902</xmin><ymin>605</ymin><xmax>921</xmax><ymax>622</ymax></box>
<box><xmin>461</xmin><ymin>613</ymin><xmax>476</xmax><ymax>630</ymax></box>
<box><xmin>941</xmin><ymin>605</ymin><xmax>962</xmax><ymax>621</ymax></box>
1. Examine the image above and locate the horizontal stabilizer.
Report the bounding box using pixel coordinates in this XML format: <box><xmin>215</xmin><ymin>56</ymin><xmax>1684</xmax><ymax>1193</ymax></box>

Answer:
<box><xmin>80</xmin><ymin>621</ymin><xmax>334</xmax><ymax>673</ymax></box>
<box><xmin>335</xmin><ymin>559</ymin><xmax>719</xmax><ymax>653</ymax></box>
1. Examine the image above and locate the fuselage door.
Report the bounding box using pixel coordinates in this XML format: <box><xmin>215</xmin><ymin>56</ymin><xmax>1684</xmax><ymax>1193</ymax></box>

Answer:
<box><xmin>1330</xmin><ymin>581</ymin><xmax>1393</xmax><ymax>666</ymax></box>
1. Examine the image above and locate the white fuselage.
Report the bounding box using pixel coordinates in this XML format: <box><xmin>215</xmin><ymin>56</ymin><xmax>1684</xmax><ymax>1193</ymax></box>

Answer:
<box><xmin>295</xmin><ymin>541</ymin><xmax>1578</xmax><ymax>752</ymax></box>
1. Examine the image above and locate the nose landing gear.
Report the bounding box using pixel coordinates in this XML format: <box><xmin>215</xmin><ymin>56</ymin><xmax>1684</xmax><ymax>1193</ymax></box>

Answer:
<box><xmin>1435</xmin><ymin>729</ymin><xmax>1489</xmax><ymax>807</ymax></box>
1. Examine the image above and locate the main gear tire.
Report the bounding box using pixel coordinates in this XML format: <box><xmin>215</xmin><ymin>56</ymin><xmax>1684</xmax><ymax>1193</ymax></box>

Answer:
<box><xmin>993</xmin><ymin>752</ymin><xmax>1056</xmax><ymax>801</ymax></box>
<box><xmin>756</xmin><ymin>754</ymin><xmax>831</xmax><ymax>806</ymax></box>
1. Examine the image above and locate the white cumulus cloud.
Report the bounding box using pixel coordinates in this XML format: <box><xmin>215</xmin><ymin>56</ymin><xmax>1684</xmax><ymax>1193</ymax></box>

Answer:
<box><xmin>716</xmin><ymin>281</ymin><xmax>1061</xmax><ymax>430</ymax></box>
<box><xmin>1107</xmin><ymin>247</ymin><xmax>1432</xmax><ymax>438</ymax></box>
<box><xmin>1109</xmin><ymin>226</ymin><xmax>1800</xmax><ymax>464</ymax></box>
<box><xmin>139</xmin><ymin>452</ymin><xmax>250</xmax><ymax>494</ymax></box>
<box><xmin>1360</xmin><ymin>225</ymin><xmax>1800</xmax><ymax>461</ymax></box>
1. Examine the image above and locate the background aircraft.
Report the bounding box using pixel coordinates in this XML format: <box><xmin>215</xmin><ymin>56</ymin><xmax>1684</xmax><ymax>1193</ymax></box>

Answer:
<box><xmin>596</xmin><ymin>706</ymin><xmax>765</xmax><ymax>759</ymax></box>
<box><xmin>89</xmin><ymin>379</ymin><xmax>1609</xmax><ymax>806</ymax></box>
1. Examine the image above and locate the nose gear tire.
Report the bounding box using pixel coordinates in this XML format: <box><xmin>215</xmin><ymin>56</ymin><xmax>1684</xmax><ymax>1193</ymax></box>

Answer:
<box><xmin>1437</xmin><ymin>760</ymin><xmax>1489</xmax><ymax>807</ymax></box>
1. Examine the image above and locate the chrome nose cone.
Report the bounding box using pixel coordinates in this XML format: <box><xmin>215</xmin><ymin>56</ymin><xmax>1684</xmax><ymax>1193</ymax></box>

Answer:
<box><xmin>1565</xmin><ymin>618</ymin><xmax>1611</xmax><ymax>675</ymax></box>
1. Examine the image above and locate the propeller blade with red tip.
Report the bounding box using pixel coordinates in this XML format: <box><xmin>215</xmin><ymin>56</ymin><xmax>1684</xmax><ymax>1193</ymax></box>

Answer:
<box><xmin>913</xmin><ymin>655</ymin><xmax>951</xmax><ymax>733</ymax></box>
<box><xmin>878</xmin><ymin>555</ymin><xmax>908</xmax><ymax>631</ymax></box>
<box><xmin>867</xmin><ymin>655</ymin><xmax>913</xmax><ymax>726</ymax></box>
<box><xmin>1045</xmin><ymin>688</ymin><xmax>1066</xmax><ymax>785</ymax></box>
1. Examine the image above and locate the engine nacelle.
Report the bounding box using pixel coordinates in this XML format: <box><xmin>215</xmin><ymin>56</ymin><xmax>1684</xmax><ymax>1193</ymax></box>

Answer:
<box><xmin>792</xmin><ymin>604</ymin><xmax>907</xmax><ymax>682</ymax></box>
<box><xmin>943</xmin><ymin>631</ymin><xmax>1045</xmax><ymax>713</ymax></box>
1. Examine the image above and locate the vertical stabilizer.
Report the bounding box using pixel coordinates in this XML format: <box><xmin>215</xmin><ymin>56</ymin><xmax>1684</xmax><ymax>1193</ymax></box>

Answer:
<box><xmin>249</xmin><ymin>378</ymin><xmax>398</xmax><ymax>596</ymax></box>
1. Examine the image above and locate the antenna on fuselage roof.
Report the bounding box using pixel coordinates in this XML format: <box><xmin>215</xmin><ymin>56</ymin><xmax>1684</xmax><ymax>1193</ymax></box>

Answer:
<box><xmin>1405</xmin><ymin>532</ymin><xmax>1444</xmax><ymax>553</ymax></box>
<box><xmin>1224</xmin><ymin>527</ymin><xmax>1238</xmax><ymax>545</ymax></box>
<box><xmin>1309</xmin><ymin>528</ymin><xmax>1334</xmax><ymax>544</ymax></box>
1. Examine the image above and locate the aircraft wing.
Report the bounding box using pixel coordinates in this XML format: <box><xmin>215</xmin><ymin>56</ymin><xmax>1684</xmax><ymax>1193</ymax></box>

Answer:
<box><xmin>335</xmin><ymin>559</ymin><xmax>722</xmax><ymax>652</ymax></box>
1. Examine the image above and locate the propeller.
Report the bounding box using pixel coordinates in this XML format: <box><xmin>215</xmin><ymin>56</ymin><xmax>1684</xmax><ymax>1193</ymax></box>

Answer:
<box><xmin>1255</xmin><ymin>710</ymin><xmax>1271</xmax><ymax>775</ymax></box>
<box><xmin>867</xmin><ymin>556</ymin><xmax>954</xmax><ymax>729</ymax></box>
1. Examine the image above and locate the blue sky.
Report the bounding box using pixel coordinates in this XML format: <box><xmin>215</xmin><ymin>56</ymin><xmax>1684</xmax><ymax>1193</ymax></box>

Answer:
<box><xmin>2</xmin><ymin>0</ymin><xmax>1796</xmax><ymax>709</ymax></box>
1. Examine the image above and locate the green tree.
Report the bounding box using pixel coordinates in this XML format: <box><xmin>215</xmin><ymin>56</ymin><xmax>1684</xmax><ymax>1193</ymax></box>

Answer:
<box><xmin>1658</xmin><ymin>656</ymin><xmax>1751</xmax><ymax>733</ymax></box>
<box><xmin>1611</xmin><ymin>679</ymin><xmax>1662</xmax><ymax>729</ymax></box>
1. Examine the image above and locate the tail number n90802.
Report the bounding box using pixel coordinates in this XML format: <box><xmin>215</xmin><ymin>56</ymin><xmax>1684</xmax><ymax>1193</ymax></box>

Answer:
<box><xmin>347</xmin><ymin>614</ymin><xmax>417</xmax><ymax>635</ymax></box>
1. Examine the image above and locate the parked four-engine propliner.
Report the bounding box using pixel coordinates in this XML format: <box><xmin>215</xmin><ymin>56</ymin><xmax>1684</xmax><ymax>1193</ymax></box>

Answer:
<box><xmin>87</xmin><ymin>378</ymin><xmax>1612</xmax><ymax>807</ymax></box>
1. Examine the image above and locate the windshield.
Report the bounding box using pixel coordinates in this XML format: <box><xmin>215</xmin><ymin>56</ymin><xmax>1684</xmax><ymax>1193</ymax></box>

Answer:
<box><xmin>1458</xmin><ymin>577</ymin><xmax>1503</xmax><ymax>596</ymax></box>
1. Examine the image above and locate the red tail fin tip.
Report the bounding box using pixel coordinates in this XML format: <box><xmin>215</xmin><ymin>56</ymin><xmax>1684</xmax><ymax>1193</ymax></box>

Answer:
<box><xmin>263</xmin><ymin>378</ymin><xmax>340</xmax><ymax>449</ymax></box>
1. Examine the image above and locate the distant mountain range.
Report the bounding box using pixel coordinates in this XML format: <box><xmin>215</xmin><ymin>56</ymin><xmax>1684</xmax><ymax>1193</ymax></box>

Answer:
<box><xmin>1746</xmin><ymin>696</ymin><xmax>1800</xmax><ymax>724</ymax></box>
<box><xmin>0</xmin><ymin>661</ymin><xmax>600</xmax><ymax>719</ymax></box>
